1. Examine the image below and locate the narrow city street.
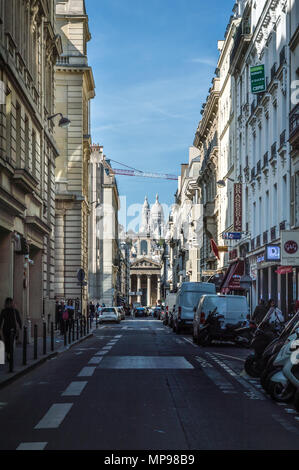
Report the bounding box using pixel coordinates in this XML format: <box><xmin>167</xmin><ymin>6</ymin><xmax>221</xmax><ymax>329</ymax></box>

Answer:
<box><xmin>0</xmin><ymin>318</ymin><xmax>298</xmax><ymax>451</ymax></box>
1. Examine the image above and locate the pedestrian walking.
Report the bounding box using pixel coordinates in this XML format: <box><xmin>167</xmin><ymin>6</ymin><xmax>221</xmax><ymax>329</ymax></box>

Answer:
<box><xmin>89</xmin><ymin>301</ymin><xmax>95</xmax><ymax>321</ymax></box>
<box><xmin>0</xmin><ymin>298</ymin><xmax>22</xmax><ymax>361</ymax></box>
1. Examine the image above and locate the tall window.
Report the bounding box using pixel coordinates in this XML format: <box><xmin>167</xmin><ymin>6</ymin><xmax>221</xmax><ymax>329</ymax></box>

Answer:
<box><xmin>272</xmin><ymin>184</ymin><xmax>278</xmax><ymax>227</ymax></box>
<box><xmin>32</xmin><ymin>130</ymin><xmax>36</xmax><ymax>177</ymax></box>
<box><xmin>24</xmin><ymin>115</ymin><xmax>29</xmax><ymax>169</ymax></box>
<box><xmin>5</xmin><ymin>90</ymin><xmax>11</xmax><ymax>159</ymax></box>
<box><xmin>16</xmin><ymin>102</ymin><xmax>21</xmax><ymax>167</ymax></box>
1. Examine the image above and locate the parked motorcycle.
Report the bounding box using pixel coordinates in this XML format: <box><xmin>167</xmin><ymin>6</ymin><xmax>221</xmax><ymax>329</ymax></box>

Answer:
<box><xmin>266</xmin><ymin>330</ymin><xmax>299</xmax><ymax>402</ymax></box>
<box><xmin>244</xmin><ymin>324</ymin><xmax>281</xmax><ymax>378</ymax></box>
<box><xmin>198</xmin><ymin>308</ymin><xmax>255</xmax><ymax>347</ymax></box>
<box><xmin>259</xmin><ymin>313</ymin><xmax>299</xmax><ymax>391</ymax></box>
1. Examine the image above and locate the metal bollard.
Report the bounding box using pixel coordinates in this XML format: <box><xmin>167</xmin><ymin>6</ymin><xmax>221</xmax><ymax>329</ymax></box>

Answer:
<box><xmin>34</xmin><ymin>324</ymin><xmax>38</xmax><ymax>360</ymax></box>
<box><xmin>43</xmin><ymin>322</ymin><xmax>47</xmax><ymax>355</ymax></box>
<box><xmin>80</xmin><ymin>318</ymin><xmax>83</xmax><ymax>337</ymax></box>
<box><xmin>87</xmin><ymin>316</ymin><xmax>89</xmax><ymax>334</ymax></box>
<box><xmin>23</xmin><ymin>326</ymin><xmax>27</xmax><ymax>366</ymax></box>
<box><xmin>96</xmin><ymin>315</ymin><xmax>98</xmax><ymax>329</ymax></box>
<box><xmin>84</xmin><ymin>317</ymin><xmax>86</xmax><ymax>336</ymax></box>
<box><xmin>64</xmin><ymin>320</ymin><xmax>67</xmax><ymax>346</ymax></box>
<box><xmin>72</xmin><ymin>320</ymin><xmax>75</xmax><ymax>342</ymax></box>
<box><xmin>9</xmin><ymin>329</ymin><xmax>14</xmax><ymax>372</ymax></box>
<box><xmin>51</xmin><ymin>322</ymin><xmax>54</xmax><ymax>352</ymax></box>
<box><xmin>76</xmin><ymin>319</ymin><xmax>79</xmax><ymax>340</ymax></box>
<box><xmin>68</xmin><ymin>320</ymin><xmax>71</xmax><ymax>344</ymax></box>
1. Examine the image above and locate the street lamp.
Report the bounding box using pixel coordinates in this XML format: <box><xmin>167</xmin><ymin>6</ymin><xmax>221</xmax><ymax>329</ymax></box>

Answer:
<box><xmin>47</xmin><ymin>112</ymin><xmax>71</xmax><ymax>128</ymax></box>
<box><xmin>216</xmin><ymin>177</ymin><xmax>236</xmax><ymax>187</ymax></box>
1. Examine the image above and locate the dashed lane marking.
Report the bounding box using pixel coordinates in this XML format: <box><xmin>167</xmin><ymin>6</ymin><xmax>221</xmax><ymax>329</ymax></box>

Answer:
<box><xmin>61</xmin><ymin>381</ymin><xmax>88</xmax><ymax>396</ymax></box>
<box><xmin>34</xmin><ymin>404</ymin><xmax>73</xmax><ymax>429</ymax></box>
<box><xmin>77</xmin><ymin>367</ymin><xmax>96</xmax><ymax>377</ymax></box>
<box><xmin>17</xmin><ymin>442</ymin><xmax>48</xmax><ymax>450</ymax></box>
<box><xmin>88</xmin><ymin>356</ymin><xmax>104</xmax><ymax>364</ymax></box>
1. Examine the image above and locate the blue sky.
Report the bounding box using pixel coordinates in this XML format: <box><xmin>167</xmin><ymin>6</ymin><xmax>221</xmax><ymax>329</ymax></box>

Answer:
<box><xmin>86</xmin><ymin>0</ymin><xmax>234</xmax><ymax>227</ymax></box>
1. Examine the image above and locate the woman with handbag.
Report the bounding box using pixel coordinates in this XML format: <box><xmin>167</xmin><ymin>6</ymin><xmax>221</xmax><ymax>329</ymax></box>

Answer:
<box><xmin>0</xmin><ymin>297</ymin><xmax>22</xmax><ymax>361</ymax></box>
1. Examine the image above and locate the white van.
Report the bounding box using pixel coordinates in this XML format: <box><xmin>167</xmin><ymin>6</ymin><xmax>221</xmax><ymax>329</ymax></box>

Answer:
<box><xmin>193</xmin><ymin>294</ymin><xmax>249</xmax><ymax>343</ymax></box>
<box><xmin>173</xmin><ymin>282</ymin><xmax>216</xmax><ymax>333</ymax></box>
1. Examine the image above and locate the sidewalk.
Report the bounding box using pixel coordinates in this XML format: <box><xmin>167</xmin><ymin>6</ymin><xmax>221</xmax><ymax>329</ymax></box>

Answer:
<box><xmin>0</xmin><ymin>321</ymin><xmax>98</xmax><ymax>389</ymax></box>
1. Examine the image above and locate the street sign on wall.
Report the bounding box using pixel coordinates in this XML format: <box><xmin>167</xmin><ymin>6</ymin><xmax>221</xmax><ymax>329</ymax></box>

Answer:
<box><xmin>222</xmin><ymin>232</ymin><xmax>242</xmax><ymax>240</ymax></box>
<box><xmin>250</xmin><ymin>65</ymin><xmax>266</xmax><ymax>93</ymax></box>
<box><xmin>281</xmin><ymin>230</ymin><xmax>299</xmax><ymax>266</ymax></box>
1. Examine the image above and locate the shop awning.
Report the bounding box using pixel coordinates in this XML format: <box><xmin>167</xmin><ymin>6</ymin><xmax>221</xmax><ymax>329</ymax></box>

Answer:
<box><xmin>220</xmin><ymin>259</ymin><xmax>245</xmax><ymax>294</ymax></box>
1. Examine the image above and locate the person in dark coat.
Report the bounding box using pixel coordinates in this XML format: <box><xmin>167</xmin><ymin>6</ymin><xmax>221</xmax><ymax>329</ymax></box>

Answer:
<box><xmin>252</xmin><ymin>299</ymin><xmax>267</xmax><ymax>324</ymax></box>
<box><xmin>0</xmin><ymin>298</ymin><xmax>22</xmax><ymax>360</ymax></box>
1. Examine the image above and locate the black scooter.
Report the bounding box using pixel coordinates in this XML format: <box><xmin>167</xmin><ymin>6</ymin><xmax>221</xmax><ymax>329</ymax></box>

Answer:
<box><xmin>198</xmin><ymin>308</ymin><xmax>255</xmax><ymax>347</ymax></box>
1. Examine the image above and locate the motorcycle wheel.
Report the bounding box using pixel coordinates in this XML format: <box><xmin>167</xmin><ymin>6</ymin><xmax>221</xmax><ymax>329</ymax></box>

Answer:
<box><xmin>260</xmin><ymin>367</ymin><xmax>280</xmax><ymax>393</ymax></box>
<box><xmin>294</xmin><ymin>390</ymin><xmax>299</xmax><ymax>412</ymax></box>
<box><xmin>244</xmin><ymin>355</ymin><xmax>261</xmax><ymax>378</ymax></box>
<box><xmin>198</xmin><ymin>330</ymin><xmax>211</xmax><ymax>347</ymax></box>
<box><xmin>268</xmin><ymin>374</ymin><xmax>295</xmax><ymax>403</ymax></box>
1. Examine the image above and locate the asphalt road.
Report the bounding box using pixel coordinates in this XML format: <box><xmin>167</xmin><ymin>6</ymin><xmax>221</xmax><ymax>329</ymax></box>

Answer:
<box><xmin>0</xmin><ymin>317</ymin><xmax>298</xmax><ymax>451</ymax></box>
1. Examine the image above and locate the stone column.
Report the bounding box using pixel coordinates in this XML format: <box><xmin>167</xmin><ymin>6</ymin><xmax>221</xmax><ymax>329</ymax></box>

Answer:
<box><xmin>157</xmin><ymin>275</ymin><xmax>161</xmax><ymax>303</ymax></box>
<box><xmin>147</xmin><ymin>275</ymin><xmax>151</xmax><ymax>306</ymax></box>
<box><xmin>55</xmin><ymin>210</ymin><xmax>65</xmax><ymax>299</ymax></box>
<box><xmin>137</xmin><ymin>274</ymin><xmax>141</xmax><ymax>303</ymax></box>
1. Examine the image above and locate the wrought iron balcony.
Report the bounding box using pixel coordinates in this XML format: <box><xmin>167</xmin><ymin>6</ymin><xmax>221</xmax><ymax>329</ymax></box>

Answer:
<box><xmin>271</xmin><ymin>226</ymin><xmax>276</xmax><ymax>241</ymax></box>
<box><xmin>256</xmin><ymin>235</ymin><xmax>261</xmax><ymax>247</ymax></box>
<box><xmin>230</xmin><ymin>20</ymin><xmax>252</xmax><ymax>68</ymax></box>
<box><xmin>270</xmin><ymin>142</ymin><xmax>277</xmax><ymax>161</ymax></box>
<box><xmin>256</xmin><ymin>160</ymin><xmax>261</xmax><ymax>174</ymax></box>
<box><xmin>263</xmin><ymin>151</ymin><xmax>268</xmax><ymax>168</ymax></box>
<box><xmin>289</xmin><ymin>103</ymin><xmax>299</xmax><ymax>149</ymax></box>
<box><xmin>280</xmin><ymin>129</ymin><xmax>286</xmax><ymax>148</ymax></box>
<box><xmin>251</xmin><ymin>166</ymin><xmax>255</xmax><ymax>181</ymax></box>
<box><xmin>279</xmin><ymin>46</ymin><xmax>286</xmax><ymax>67</ymax></box>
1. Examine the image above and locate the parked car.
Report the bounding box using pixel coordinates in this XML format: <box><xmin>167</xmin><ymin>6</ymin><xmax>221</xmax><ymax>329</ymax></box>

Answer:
<box><xmin>116</xmin><ymin>306</ymin><xmax>125</xmax><ymax>320</ymax></box>
<box><xmin>193</xmin><ymin>294</ymin><xmax>249</xmax><ymax>345</ymax></box>
<box><xmin>98</xmin><ymin>307</ymin><xmax>120</xmax><ymax>324</ymax></box>
<box><xmin>173</xmin><ymin>282</ymin><xmax>216</xmax><ymax>334</ymax></box>
<box><xmin>135</xmin><ymin>307</ymin><xmax>146</xmax><ymax>317</ymax></box>
<box><xmin>165</xmin><ymin>293</ymin><xmax>177</xmax><ymax>325</ymax></box>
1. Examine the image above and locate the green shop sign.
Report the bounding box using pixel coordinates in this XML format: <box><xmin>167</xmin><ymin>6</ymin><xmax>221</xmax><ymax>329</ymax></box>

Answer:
<box><xmin>250</xmin><ymin>65</ymin><xmax>266</xmax><ymax>93</ymax></box>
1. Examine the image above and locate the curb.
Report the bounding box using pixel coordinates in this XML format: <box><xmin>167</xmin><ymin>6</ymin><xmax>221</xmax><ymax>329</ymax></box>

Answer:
<box><xmin>0</xmin><ymin>332</ymin><xmax>94</xmax><ymax>390</ymax></box>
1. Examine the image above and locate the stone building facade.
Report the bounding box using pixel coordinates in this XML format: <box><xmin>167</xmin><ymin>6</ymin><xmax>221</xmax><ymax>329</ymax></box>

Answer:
<box><xmin>54</xmin><ymin>0</ymin><xmax>95</xmax><ymax>314</ymax></box>
<box><xmin>0</xmin><ymin>0</ymin><xmax>61</xmax><ymax>328</ymax></box>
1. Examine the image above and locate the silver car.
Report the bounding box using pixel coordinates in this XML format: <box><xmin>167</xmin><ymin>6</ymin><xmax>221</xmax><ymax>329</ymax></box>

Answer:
<box><xmin>98</xmin><ymin>307</ymin><xmax>120</xmax><ymax>324</ymax></box>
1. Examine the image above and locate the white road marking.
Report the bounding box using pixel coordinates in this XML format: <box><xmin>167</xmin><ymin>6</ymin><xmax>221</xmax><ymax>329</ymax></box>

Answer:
<box><xmin>182</xmin><ymin>337</ymin><xmax>197</xmax><ymax>348</ymax></box>
<box><xmin>95</xmin><ymin>350</ymin><xmax>108</xmax><ymax>356</ymax></box>
<box><xmin>77</xmin><ymin>367</ymin><xmax>96</xmax><ymax>377</ymax></box>
<box><xmin>206</xmin><ymin>353</ymin><xmax>265</xmax><ymax>400</ymax></box>
<box><xmin>89</xmin><ymin>356</ymin><xmax>105</xmax><ymax>364</ymax></box>
<box><xmin>98</xmin><ymin>356</ymin><xmax>194</xmax><ymax>369</ymax></box>
<box><xmin>102</xmin><ymin>346</ymin><xmax>112</xmax><ymax>350</ymax></box>
<box><xmin>195</xmin><ymin>357</ymin><xmax>237</xmax><ymax>394</ymax></box>
<box><xmin>62</xmin><ymin>381</ymin><xmax>88</xmax><ymax>396</ymax></box>
<box><xmin>35</xmin><ymin>404</ymin><xmax>73</xmax><ymax>429</ymax></box>
<box><xmin>213</xmin><ymin>352</ymin><xmax>246</xmax><ymax>362</ymax></box>
<box><xmin>17</xmin><ymin>442</ymin><xmax>47</xmax><ymax>450</ymax></box>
